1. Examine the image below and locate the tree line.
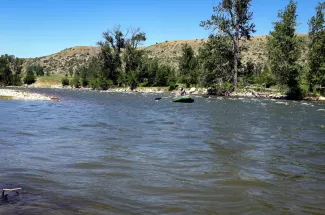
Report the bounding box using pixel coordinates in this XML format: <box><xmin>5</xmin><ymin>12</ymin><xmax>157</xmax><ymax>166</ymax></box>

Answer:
<box><xmin>64</xmin><ymin>0</ymin><xmax>325</xmax><ymax>98</ymax></box>
<box><xmin>1</xmin><ymin>0</ymin><xmax>324</xmax><ymax>99</ymax></box>
<box><xmin>62</xmin><ymin>26</ymin><xmax>177</xmax><ymax>90</ymax></box>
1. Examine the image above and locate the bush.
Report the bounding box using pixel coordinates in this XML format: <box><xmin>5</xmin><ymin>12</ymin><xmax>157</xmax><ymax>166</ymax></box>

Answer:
<box><xmin>23</xmin><ymin>70</ymin><xmax>36</xmax><ymax>85</ymax></box>
<box><xmin>254</xmin><ymin>70</ymin><xmax>277</xmax><ymax>88</ymax></box>
<box><xmin>168</xmin><ymin>84</ymin><xmax>177</xmax><ymax>91</ymax></box>
<box><xmin>27</xmin><ymin>64</ymin><xmax>44</xmax><ymax>76</ymax></box>
<box><xmin>61</xmin><ymin>77</ymin><xmax>70</xmax><ymax>86</ymax></box>
<box><xmin>89</xmin><ymin>78</ymin><xmax>113</xmax><ymax>90</ymax></box>
<box><xmin>70</xmin><ymin>77</ymin><xmax>80</xmax><ymax>88</ymax></box>
<box><xmin>138</xmin><ymin>81</ymin><xmax>149</xmax><ymax>87</ymax></box>
<box><xmin>207</xmin><ymin>82</ymin><xmax>233</xmax><ymax>96</ymax></box>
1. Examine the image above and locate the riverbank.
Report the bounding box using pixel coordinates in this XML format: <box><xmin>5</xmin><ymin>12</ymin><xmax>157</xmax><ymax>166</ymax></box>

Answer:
<box><xmin>0</xmin><ymin>88</ymin><xmax>59</xmax><ymax>101</ymax></box>
<box><xmin>3</xmin><ymin>85</ymin><xmax>325</xmax><ymax>102</ymax></box>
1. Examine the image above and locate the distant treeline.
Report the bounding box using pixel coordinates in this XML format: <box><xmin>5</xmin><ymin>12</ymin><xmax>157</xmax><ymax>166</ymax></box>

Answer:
<box><xmin>1</xmin><ymin>0</ymin><xmax>325</xmax><ymax>99</ymax></box>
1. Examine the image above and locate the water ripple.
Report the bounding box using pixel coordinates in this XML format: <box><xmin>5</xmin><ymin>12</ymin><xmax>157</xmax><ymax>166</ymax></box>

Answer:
<box><xmin>1</xmin><ymin>89</ymin><xmax>325</xmax><ymax>214</ymax></box>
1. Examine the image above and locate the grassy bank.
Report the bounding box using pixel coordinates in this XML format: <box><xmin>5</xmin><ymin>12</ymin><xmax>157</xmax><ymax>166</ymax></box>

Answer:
<box><xmin>0</xmin><ymin>95</ymin><xmax>13</xmax><ymax>100</ymax></box>
<box><xmin>34</xmin><ymin>74</ymin><xmax>66</xmax><ymax>87</ymax></box>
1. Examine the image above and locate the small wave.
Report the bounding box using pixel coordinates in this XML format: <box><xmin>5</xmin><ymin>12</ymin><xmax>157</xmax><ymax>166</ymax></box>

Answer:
<box><xmin>275</xmin><ymin>101</ymin><xmax>288</xmax><ymax>105</ymax></box>
<box><xmin>317</xmin><ymin>109</ymin><xmax>325</xmax><ymax>112</ymax></box>
<box><xmin>301</xmin><ymin>102</ymin><xmax>314</xmax><ymax>107</ymax></box>
<box><xmin>80</xmin><ymin>122</ymin><xmax>112</xmax><ymax>128</ymax></box>
<box><xmin>15</xmin><ymin>131</ymin><xmax>37</xmax><ymax>136</ymax></box>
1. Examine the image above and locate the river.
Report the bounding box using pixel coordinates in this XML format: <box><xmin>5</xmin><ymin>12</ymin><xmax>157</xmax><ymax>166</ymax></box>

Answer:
<box><xmin>0</xmin><ymin>88</ymin><xmax>325</xmax><ymax>214</ymax></box>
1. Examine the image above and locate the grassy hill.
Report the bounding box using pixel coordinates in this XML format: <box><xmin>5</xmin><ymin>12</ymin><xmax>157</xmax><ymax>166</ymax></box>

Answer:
<box><xmin>23</xmin><ymin>46</ymin><xmax>100</xmax><ymax>75</ymax></box>
<box><xmin>23</xmin><ymin>35</ymin><xmax>308</xmax><ymax>75</ymax></box>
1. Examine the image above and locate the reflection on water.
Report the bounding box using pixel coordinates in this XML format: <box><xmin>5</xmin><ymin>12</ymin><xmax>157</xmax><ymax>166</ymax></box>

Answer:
<box><xmin>1</xmin><ymin>88</ymin><xmax>325</xmax><ymax>214</ymax></box>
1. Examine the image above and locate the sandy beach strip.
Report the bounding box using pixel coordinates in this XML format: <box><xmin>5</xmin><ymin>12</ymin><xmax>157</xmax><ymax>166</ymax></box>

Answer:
<box><xmin>0</xmin><ymin>89</ymin><xmax>57</xmax><ymax>101</ymax></box>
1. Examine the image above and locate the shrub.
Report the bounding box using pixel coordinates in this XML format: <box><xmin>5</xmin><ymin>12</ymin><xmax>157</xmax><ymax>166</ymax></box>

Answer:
<box><xmin>23</xmin><ymin>70</ymin><xmax>36</xmax><ymax>85</ymax></box>
<box><xmin>27</xmin><ymin>64</ymin><xmax>44</xmax><ymax>76</ymax></box>
<box><xmin>70</xmin><ymin>77</ymin><xmax>80</xmax><ymax>88</ymax></box>
<box><xmin>138</xmin><ymin>81</ymin><xmax>149</xmax><ymax>87</ymax></box>
<box><xmin>61</xmin><ymin>77</ymin><xmax>70</xmax><ymax>86</ymax></box>
<box><xmin>168</xmin><ymin>84</ymin><xmax>177</xmax><ymax>91</ymax></box>
<box><xmin>207</xmin><ymin>82</ymin><xmax>233</xmax><ymax>96</ymax></box>
<box><xmin>254</xmin><ymin>70</ymin><xmax>277</xmax><ymax>88</ymax></box>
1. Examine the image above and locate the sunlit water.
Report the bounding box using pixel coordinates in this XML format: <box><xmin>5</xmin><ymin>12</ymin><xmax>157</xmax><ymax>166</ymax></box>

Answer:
<box><xmin>1</xmin><ymin>88</ymin><xmax>325</xmax><ymax>214</ymax></box>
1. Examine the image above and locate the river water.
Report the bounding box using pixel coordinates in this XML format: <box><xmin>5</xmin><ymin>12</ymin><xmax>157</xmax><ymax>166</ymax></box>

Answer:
<box><xmin>0</xmin><ymin>88</ymin><xmax>325</xmax><ymax>215</ymax></box>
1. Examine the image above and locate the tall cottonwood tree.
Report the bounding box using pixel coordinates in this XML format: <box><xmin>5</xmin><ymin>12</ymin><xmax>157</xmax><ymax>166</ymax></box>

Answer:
<box><xmin>267</xmin><ymin>0</ymin><xmax>302</xmax><ymax>99</ymax></box>
<box><xmin>97</xmin><ymin>26</ymin><xmax>126</xmax><ymax>84</ymax></box>
<box><xmin>178</xmin><ymin>44</ymin><xmax>199</xmax><ymax>87</ymax></box>
<box><xmin>198</xmin><ymin>35</ymin><xmax>234</xmax><ymax>87</ymax></box>
<box><xmin>97</xmin><ymin>26</ymin><xmax>146</xmax><ymax>86</ymax></box>
<box><xmin>200</xmin><ymin>0</ymin><xmax>255</xmax><ymax>91</ymax></box>
<box><xmin>308</xmin><ymin>2</ymin><xmax>325</xmax><ymax>93</ymax></box>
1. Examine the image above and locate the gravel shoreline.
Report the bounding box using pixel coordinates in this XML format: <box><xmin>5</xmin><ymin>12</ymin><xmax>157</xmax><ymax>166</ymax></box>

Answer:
<box><xmin>0</xmin><ymin>89</ymin><xmax>58</xmax><ymax>101</ymax></box>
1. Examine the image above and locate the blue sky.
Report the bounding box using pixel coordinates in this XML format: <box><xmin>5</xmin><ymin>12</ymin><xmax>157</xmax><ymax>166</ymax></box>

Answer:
<box><xmin>0</xmin><ymin>0</ymin><xmax>321</xmax><ymax>58</ymax></box>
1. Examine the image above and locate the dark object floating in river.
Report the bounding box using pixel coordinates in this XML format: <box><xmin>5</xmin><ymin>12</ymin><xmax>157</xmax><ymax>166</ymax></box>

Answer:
<box><xmin>2</xmin><ymin>188</ymin><xmax>21</xmax><ymax>200</ymax></box>
<box><xmin>155</xmin><ymin>98</ymin><xmax>162</xmax><ymax>101</ymax></box>
<box><xmin>172</xmin><ymin>95</ymin><xmax>194</xmax><ymax>103</ymax></box>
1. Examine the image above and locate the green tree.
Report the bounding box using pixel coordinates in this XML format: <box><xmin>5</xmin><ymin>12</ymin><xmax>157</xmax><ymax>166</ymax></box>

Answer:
<box><xmin>10</xmin><ymin>57</ymin><xmax>24</xmax><ymax>85</ymax></box>
<box><xmin>0</xmin><ymin>55</ymin><xmax>24</xmax><ymax>86</ymax></box>
<box><xmin>155</xmin><ymin>65</ymin><xmax>176</xmax><ymax>87</ymax></box>
<box><xmin>123</xmin><ymin>29</ymin><xmax>146</xmax><ymax>72</ymax></box>
<box><xmin>200</xmin><ymin>0</ymin><xmax>255</xmax><ymax>91</ymax></box>
<box><xmin>61</xmin><ymin>77</ymin><xmax>70</xmax><ymax>86</ymax></box>
<box><xmin>0</xmin><ymin>64</ymin><xmax>12</xmax><ymax>86</ymax></box>
<box><xmin>122</xmin><ymin>28</ymin><xmax>146</xmax><ymax>88</ymax></box>
<box><xmin>27</xmin><ymin>64</ymin><xmax>44</xmax><ymax>76</ymax></box>
<box><xmin>139</xmin><ymin>57</ymin><xmax>159</xmax><ymax>86</ymax></box>
<box><xmin>267</xmin><ymin>0</ymin><xmax>302</xmax><ymax>99</ymax></box>
<box><xmin>97</xmin><ymin>26</ymin><xmax>146</xmax><ymax>87</ymax></box>
<box><xmin>308</xmin><ymin>2</ymin><xmax>325</xmax><ymax>93</ymax></box>
<box><xmin>178</xmin><ymin>44</ymin><xmax>199</xmax><ymax>87</ymax></box>
<box><xmin>97</xmin><ymin>26</ymin><xmax>128</xmax><ymax>84</ymax></box>
<box><xmin>23</xmin><ymin>70</ymin><xmax>36</xmax><ymax>85</ymax></box>
<box><xmin>198</xmin><ymin>35</ymin><xmax>234</xmax><ymax>87</ymax></box>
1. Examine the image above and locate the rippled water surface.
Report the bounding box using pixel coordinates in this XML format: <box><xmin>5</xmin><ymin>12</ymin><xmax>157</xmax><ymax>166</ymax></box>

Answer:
<box><xmin>1</xmin><ymin>88</ymin><xmax>325</xmax><ymax>214</ymax></box>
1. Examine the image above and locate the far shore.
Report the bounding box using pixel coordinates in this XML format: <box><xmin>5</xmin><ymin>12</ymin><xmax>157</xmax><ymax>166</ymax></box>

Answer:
<box><xmin>1</xmin><ymin>85</ymin><xmax>325</xmax><ymax>102</ymax></box>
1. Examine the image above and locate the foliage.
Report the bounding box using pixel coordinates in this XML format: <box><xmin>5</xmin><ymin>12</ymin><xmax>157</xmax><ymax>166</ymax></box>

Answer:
<box><xmin>178</xmin><ymin>44</ymin><xmax>199</xmax><ymax>87</ymax></box>
<box><xmin>97</xmin><ymin>26</ymin><xmax>146</xmax><ymax>86</ymax></box>
<box><xmin>253</xmin><ymin>70</ymin><xmax>277</xmax><ymax>88</ymax></box>
<box><xmin>207</xmin><ymin>82</ymin><xmax>233</xmax><ymax>96</ymax></box>
<box><xmin>198</xmin><ymin>35</ymin><xmax>234</xmax><ymax>87</ymax></box>
<box><xmin>23</xmin><ymin>69</ymin><xmax>36</xmax><ymax>85</ymax></box>
<box><xmin>72</xmin><ymin>26</ymin><xmax>177</xmax><ymax>90</ymax></box>
<box><xmin>267</xmin><ymin>0</ymin><xmax>303</xmax><ymax>99</ymax></box>
<box><xmin>200</xmin><ymin>0</ymin><xmax>256</xmax><ymax>90</ymax></box>
<box><xmin>61</xmin><ymin>77</ymin><xmax>70</xmax><ymax>86</ymax></box>
<box><xmin>70</xmin><ymin>76</ymin><xmax>80</xmax><ymax>88</ymax></box>
<box><xmin>0</xmin><ymin>54</ymin><xmax>23</xmax><ymax>86</ymax></box>
<box><xmin>68</xmin><ymin>67</ymin><xmax>74</xmax><ymax>77</ymax></box>
<box><xmin>27</xmin><ymin>64</ymin><xmax>44</xmax><ymax>76</ymax></box>
<box><xmin>154</xmin><ymin>65</ymin><xmax>176</xmax><ymax>87</ymax></box>
<box><xmin>308</xmin><ymin>2</ymin><xmax>325</xmax><ymax>94</ymax></box>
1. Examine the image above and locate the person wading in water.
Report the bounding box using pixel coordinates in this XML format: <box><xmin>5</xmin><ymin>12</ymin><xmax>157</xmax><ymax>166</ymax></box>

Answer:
<box><xmin>176</xmin><ymin>87</ymin><xmax>186</xmax><ymax>96</ymax></box>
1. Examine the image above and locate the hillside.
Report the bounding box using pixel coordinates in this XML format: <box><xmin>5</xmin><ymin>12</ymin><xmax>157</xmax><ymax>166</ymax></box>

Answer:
<box><xmin>23</xmin><ymin>46</ymin><xmax>100</xmax><ymax>74</ymax></box>
<box><xmin>23</xmin><ymin>35</ymin><xmax>308</xmax><ymax>75</ymax></box>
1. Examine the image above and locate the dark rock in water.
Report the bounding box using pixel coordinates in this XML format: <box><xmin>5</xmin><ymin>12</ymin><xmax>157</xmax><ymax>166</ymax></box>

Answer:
<box><xmin>155</xmin><ymin>98</ymin><xmax>162</xmax><ymax>101</ymax></box>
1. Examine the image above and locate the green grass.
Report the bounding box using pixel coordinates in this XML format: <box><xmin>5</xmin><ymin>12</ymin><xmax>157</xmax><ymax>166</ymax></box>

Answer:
<box><xmin>0</xmin><ymin>95</ymin><xmax>13</xmax><ymax>100</ymax></box>
<box><xmin>36</xmin><ymin>74</ymin><xmax>67</xmax><ymax>87</ymax></box>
